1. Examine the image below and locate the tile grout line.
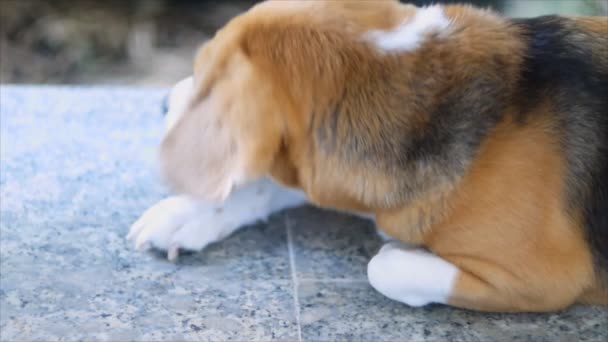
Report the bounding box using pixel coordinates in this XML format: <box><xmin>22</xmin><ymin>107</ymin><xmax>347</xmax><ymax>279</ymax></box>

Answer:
<box><xmin>285</xmin><ymin>214</ymin><xmax>303</xmax><ymax>342</ymax></box>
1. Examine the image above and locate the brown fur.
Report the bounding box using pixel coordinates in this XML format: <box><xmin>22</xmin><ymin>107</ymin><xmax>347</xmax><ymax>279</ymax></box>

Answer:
<box><xmin>160</xmin><ymin>0</ymin><xmax>608</xmax><ymax>311</ymax></box>
<box><xmin>431</xmin><ymin>112</ymin><xmax>595</xmax><ymax>312</ymax></box>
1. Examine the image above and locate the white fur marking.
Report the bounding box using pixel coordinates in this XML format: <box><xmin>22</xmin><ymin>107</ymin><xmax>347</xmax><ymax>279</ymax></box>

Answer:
<box><xmin>367</xmin><ymin>241</ymin><xmax>458</xmax><ymax>306</ymax></box>
<box><xmin>165</xmin><ymin>76</ymin><xmax>193</xmax><ymax>132</ymax></box>
<box><xmin>127</xmin><ymin>178</ymin><xmax>307</xmax><ymax>261</ymax></box>
<box><xmin>366</xmin><ymin>5</ymin><xmax>450</xmax><ymax>53</ymax></box>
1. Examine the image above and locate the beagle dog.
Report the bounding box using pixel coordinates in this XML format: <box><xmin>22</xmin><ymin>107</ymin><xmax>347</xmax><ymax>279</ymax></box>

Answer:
<box><xmin>128</xmin><ymin>0</ymin><xmax>608</xmax><ymax>312</ymax></box>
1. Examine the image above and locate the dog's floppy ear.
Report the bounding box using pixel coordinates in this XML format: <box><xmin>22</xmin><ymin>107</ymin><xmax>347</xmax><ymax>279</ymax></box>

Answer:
<box><xmin>160</xmin><ymin>95</ymin><xmax>238</xmax><ymax>202</ymax></box>
<box><xmin>159</xmin><ymin>48</ymin><xmax>284</xmax><ymax>203</ymax></box>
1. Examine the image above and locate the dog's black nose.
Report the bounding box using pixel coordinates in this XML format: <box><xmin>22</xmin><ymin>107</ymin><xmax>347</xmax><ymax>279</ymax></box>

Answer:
<box><xmin>161</xmin><ymin>93</ymin><xmax>169</xmax><ymax>116</ymax></box>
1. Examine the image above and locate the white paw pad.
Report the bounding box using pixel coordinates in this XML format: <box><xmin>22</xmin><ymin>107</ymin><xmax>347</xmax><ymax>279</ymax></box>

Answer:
<box><xmin>127</xmin><ymin>196</ymin><xmax>228</xmax><ymax>261</ymax></box>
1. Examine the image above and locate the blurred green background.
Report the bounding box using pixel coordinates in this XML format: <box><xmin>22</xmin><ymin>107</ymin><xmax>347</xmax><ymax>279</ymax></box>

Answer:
<box><xmin>1</xmin><ymin>0</ymin><xmax>606</xmax><ymax>86</ymax></box>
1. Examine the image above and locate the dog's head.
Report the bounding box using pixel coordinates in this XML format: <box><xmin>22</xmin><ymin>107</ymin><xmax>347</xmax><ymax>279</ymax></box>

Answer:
<box><xmin>156</xmin><ymin>0</ymin><xmax>447</xmax><ymax>207</ymax></box>
<box><xmin>159</xmin><ymin>16</ymin><xmax>290</xmax><ymax>203</ymax></box>
<box><xmin>158</xmin><ymin>0</ymin><xmax>516</xmax><ymax>210</ymax></box>
<box><xmin>158</xmin><ymin>0</ymin><xmax>411</xmax><ymax>205</ymax></box>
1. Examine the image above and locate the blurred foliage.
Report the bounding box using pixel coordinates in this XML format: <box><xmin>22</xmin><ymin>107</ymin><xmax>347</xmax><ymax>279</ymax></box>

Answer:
<box><xmin>0</xmin><ymin>0</ymin><xmax>255</xmax><ymax>83</ymax></box>
<box><xmin>0</xmin><ymin>0</ymin><xmax>605</xmax><ymax>85</ymax></box>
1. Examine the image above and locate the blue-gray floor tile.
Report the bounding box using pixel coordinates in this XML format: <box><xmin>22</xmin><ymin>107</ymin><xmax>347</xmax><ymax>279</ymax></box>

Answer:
<box><xmin>298</xmin><ymin>281</ymin><xmax>608</xmax><ymax>342</ymax></box>
<box><xmin>288</xmin><ymin>206</ymin><xmax>382</xmax><ymax>281</ymax></box>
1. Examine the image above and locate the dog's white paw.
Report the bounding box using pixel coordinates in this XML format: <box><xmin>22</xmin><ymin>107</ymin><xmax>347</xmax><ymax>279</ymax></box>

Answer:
<box><xmin>127</xmin><ymin>196</ymin><xmax>229</xmax><ymax>261</ymax></box>
<box><xmin>127</xmin><ymin>178</ymin><xmax>308</xmax><ymax>261</ymax></box>
<box><xmin>367</xmin><ymin>242</ymin><xmax>459</xmax><ymax>307</ymax></box>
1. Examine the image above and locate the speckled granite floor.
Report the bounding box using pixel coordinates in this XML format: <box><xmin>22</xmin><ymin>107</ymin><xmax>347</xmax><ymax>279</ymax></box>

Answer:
<box><xmin>1</xmin><ymin>86</ymin><xmax>606</xmax><ymax>342</ymax></box>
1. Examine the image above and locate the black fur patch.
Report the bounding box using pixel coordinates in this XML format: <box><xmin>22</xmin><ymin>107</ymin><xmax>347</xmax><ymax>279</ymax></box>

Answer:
<box><xmin>316</xmin><ymin>50</ymin><xmax>509</xmax><ymax>206</ymax></box>
<box><xmin>513</xmin><ymin>16</ymin><xmax>608</xmax><ymax>275</ymax></box>
<box><xmin>402</xmin><ymin>75</ymin><xmax>506</xmax><ymax>167</ymax></box>
<box><xmin>588</xmin><ymin>146</ymin><xmax>608</xmax><ymax>277</ymax></box>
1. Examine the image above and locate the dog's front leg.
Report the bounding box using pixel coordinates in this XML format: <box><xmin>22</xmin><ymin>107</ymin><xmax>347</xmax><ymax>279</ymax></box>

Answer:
<box><xmin>127</xmin><ymin>177</ymin><xmax>306</xmax><ymax>261</ymax></box>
